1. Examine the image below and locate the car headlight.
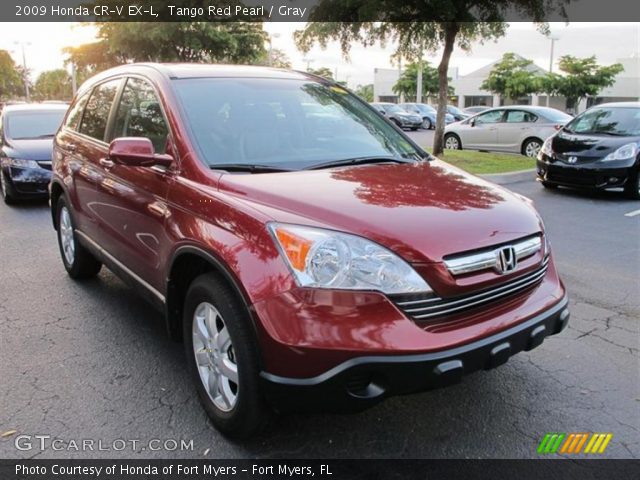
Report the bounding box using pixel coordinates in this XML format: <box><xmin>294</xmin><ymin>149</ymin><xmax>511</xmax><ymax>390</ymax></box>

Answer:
<box><xmin>603</xmin><ymin>142</ymin><xmax>638</xmax><ymax>161</ymax></box>
<box><xmin>539</xmin><ymin>138</ymin><xmax>553</xmax><ymax>158</ymax></box>
<box><xmin>8</xmin><ymin>158</ymin><xmax>40</xmax><ymax>169</ymax></box>
<box><xmin>268</xmin><ymin>223</ymin><xmax>432</xmax><ymax>294</ymax></box>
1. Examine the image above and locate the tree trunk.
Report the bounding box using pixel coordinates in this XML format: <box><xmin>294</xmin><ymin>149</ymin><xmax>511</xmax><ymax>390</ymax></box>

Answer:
<box><xmin>433</xmin><ymin>23</ymin><xmax>459</xmax><ymax>156</ymax></box>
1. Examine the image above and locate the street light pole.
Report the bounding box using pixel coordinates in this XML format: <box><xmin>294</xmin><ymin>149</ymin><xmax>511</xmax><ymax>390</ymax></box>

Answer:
<box><xmin>13</xmin><ymin>41</ymin><xmax>31</xmax><ymax>101</ymax></box>
<box><xmin>546</xmin><ymin>35</ymin><xmax>559</xmax><ymax>107</ymax></box>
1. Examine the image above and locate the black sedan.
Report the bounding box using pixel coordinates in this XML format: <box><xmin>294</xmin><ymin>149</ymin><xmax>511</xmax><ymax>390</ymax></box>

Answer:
<box><xmin>537</xmin><ymin>102</ymin><xmax>640</xmax><ymax>200</ymax></box>
<box><xmin>371</xmin><ymin>102</ymin><xmax>423</xmax><ymax>130</ymax></box>
<box><xmin>0</xmin><ymin>104</ymin><xmax>67</xmax><ymax>204</ymax></box>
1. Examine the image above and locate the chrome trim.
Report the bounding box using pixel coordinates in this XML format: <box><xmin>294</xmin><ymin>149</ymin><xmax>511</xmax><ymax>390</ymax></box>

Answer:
<box><xmin>75</xmin><ymin>230</ymin><xmax>165</xmax><ymax>303</ymax></box>
<box><xmin>396</xmin><ymin>258</ymin><xmax>548</xmax><ymax>320</ymax></box>
<box><xmin>444</xmin><ymin>235</ymin><xmax>542</xmax><ymax>275</ymax></box>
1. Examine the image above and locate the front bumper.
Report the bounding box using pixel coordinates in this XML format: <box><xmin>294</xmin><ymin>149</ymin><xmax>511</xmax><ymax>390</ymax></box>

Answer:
<box><xmin>399</xmin><ymin>117</ymin><xmax>423</xmax><ymax>128</ymax></box>
<box><xmin>536</xmin><ymin>155</ymin><xmax>636</xmax><ymax>190</ymax></box>
<box><xmin>2</xmin><ymin>165</ymin><xmax>51</xmax><ymax>197</ymax></box>
<box><xmin>262</xmin><ymin>295</ymin><xmax>569</xmax><ymax>412</ymax></box>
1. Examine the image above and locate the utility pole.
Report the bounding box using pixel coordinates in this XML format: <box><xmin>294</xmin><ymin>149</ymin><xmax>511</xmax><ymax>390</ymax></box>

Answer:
<box><xmin>546</xmin><ymin>35</ymin><xmax>559</xmax><ymax>107</ymax></box>
<box><xmin>416</xmin><ymin>54</ymin><xmax>423</xmax><ymax>104</ymax></box>
<box><xmin>13</xmin><ymin>41</ymin><xmax>31</xmax><ymax>101</ymax></box>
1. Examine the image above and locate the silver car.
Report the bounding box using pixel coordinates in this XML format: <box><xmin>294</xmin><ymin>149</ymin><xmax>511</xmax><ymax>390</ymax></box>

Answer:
<box><xmin>444</xmin><ymin>106</ymin><xmax>572</xmax><ymax>157</ymax></box>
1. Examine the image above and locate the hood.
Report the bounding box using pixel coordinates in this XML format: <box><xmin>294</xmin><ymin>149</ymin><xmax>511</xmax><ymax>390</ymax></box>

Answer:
<box><xmin>2</xmin><ymin>138</ymin><xmax>54</xmax><ymax>161</ymax></box>
<box><xmin>551</xmin><ymin>129</ymin><xmax>640</xmax><ymax>161</ymax></box>
<box><xmin>218</xmin><ymin>160</ymin><xmax>542</xmax><ymax>263</ymax></box>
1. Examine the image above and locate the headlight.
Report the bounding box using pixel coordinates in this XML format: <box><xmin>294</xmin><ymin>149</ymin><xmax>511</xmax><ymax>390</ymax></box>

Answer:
<box><xmin>268</xmin><ymin>223</ymin><xmax>432</xmax><ymax>294</ymax></box>
<box><xmin>8</xmin><ymin>158</ymin><xmax>39</xmax><ymax>169</ymax></box>
<box><xmin>539</xmin><ymin>138</ymin><xmax>553</xmax><ymax>158</ymax></box>
<box><xmin>603</xmin><ymin>142</ymin><xmax>638</xmax><ymax>161</ymax></box>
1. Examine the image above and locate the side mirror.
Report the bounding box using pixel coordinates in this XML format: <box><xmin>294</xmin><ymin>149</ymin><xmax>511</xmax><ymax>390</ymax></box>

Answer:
<box><xmin>108</xmin><ymin>137</ymin><xmax>173</xmax><ymax>167</ymax></box>
<box><xmin>469</xmin><ymin>118</ymin><xmax>476</xmax><ymax>127</ymax></box>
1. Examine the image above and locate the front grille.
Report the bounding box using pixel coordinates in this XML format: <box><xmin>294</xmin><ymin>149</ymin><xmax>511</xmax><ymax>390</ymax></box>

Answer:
<box><xmin>392</xmin><ymin>257</ymin><xmax>549</xmax><ymax>322</ymax></box>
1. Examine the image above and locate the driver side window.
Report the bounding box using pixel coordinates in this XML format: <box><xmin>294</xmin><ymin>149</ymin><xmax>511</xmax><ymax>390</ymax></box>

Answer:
<box><xmin>111</xmin><ymin>77</ymin><xmax>169</xmax><ymax>154</ymax></box>
<box><xmin>475</xmin><ymin>110</ymin><xmax>503</xmax><ymax>125</ymax></box>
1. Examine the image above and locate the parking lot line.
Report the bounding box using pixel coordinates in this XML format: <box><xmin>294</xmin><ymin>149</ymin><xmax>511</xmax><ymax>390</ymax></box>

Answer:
<box><xmin>624</xmin><ymin>209</ymin><xmax>640</xmax><ymax>218</ymax></box>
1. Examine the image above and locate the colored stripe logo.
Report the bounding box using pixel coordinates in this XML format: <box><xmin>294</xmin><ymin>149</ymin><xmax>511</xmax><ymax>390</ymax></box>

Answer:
<box><xmin>537</xmin><ymin>433</ymin><xmax>612</xmax><ymax>454</ymax></box>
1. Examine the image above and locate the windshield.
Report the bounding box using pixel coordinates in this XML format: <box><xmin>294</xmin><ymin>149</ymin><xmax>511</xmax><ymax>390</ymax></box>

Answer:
<box><xmin>419</xmin><ymin>104</ymin><xmax>436</xmax><ymax>113</ymax></box>
<box><xmin>174</xmin><ymin>78</ymin><xmax>420</xmax><ymax>169</ymax></box>
<box><xmin>564</xmin><ymin>107</ymin><xmax>640</xmax><ymax>136</ymax></box>
<box><xmin>385</xmin><ymin>105</ymin><xmax>406</xmax><ymax>114</ymax></box>
<box><xmin>6</xmin><ymin>110</ymin><xmax>65</xmax><ymax>140</ymax></box>
<box><xmin>448</xmin><ymin>105</ymin><xmax>463</xmax><ymax>115</ymax></box>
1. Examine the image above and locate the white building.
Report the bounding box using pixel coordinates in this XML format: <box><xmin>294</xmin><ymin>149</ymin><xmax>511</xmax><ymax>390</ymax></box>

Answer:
<box><xmin>373</xmin><ymin>56</ymin><xmax>640</xmax><ymax>113</ymax></box>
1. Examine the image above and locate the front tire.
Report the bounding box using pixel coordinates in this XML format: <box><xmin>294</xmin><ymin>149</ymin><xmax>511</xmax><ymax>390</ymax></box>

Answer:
<box><xmin>1</xmin><ymin>172</ymin><xmax>16</xmax><ymax>205</ymax></box>
<box><xmin>422</xmin><ymin>118</ymin><xmax>432</xmax><ymax>130</ymax></box>
<box><xmin>56</xmin><ymin>196</ymin><xmax>102</xmax><ymax>279</ymax></box>
<box><xmin>183</xmin><ymin>272</ymin><xmax>270</xmax><ymax>439</ymax></box>
<box><xmin>444</xmin><ymin>133</ymin><xmax>461</xmax><ymax>150</ymax></box>
<box><xmin>624</xmin><ymin>168</ymin><xmax>640</xmax><ymax>200</ymax></box>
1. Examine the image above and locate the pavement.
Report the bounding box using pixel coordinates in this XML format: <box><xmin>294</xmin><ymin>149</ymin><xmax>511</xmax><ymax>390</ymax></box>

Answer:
<box><xmin>0</xmin><ymin>177</ymin><xmax>638</xmax><ymax>459</ymax></box>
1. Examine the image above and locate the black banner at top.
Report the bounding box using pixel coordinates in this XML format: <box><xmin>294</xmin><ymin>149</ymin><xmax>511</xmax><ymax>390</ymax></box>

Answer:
<box><xmin>2</xmin><ymin>0</ymin><xmax>640</xmax><ymax>22</ymax></box>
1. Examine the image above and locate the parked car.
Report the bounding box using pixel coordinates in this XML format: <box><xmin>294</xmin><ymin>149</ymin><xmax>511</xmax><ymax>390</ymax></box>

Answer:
<box><xmin>464</xmin><ymin>106</ymin><xmax>490</xmax><ymax>115</ymax></box>
<box><xmin>371</xmin><ymin>102</ymin><xmax>422</xmax><ymax>130</ymax></box>
<box><xmin>51</xmin><ymin>64</ymin><xmax>569</xmax><ymax>438</ymax></box>
<box><xmin>444</xmin><ymin>106</ymin><xmax>572</xmax><ymax>157</ymax></box>
<box><xmin>446</xmin><ymin>105</ymin><xmax>471</xmax><ymax>121</ymax></box>
<box><xmin>0</xmin><ymin>103</ymin><xmax>67</xmax><ymax>204</ymax></box>
<box><xmin>537</xmin><ymin>102</ymin><xmax>640</xmax><ymax>199</ymax></box>
<box><xmin>400</xmin><ymin>103</ymin><xmax>455</xmax><ymax>129</ymax></box>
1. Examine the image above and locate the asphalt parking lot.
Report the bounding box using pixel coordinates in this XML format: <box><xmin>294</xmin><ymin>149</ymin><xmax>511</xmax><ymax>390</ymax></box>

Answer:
<box><xmin>0</xmin><ymin>174</ymin><xmax>638</xmax><ymax>459</ymax></box>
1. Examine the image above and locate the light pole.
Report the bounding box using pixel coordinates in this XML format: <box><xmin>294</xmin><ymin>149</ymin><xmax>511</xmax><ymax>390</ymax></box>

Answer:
<box><xmin>267</xmin><ymin>32</ymin><xmax>281</xmax><ymax>67</ymax></box>
<box><xmin>546</xmin><ymin>34</ymin><xmax>560</xmax><ymax>107</ymax></box>
<box><xmin>13</xmin><ymin>41</ymin><xmax>32</xmax><ymax>101</ymax></box>
<box><xmin>302</xmin><ymin>57</ymin><xmax>314</xmax><ymax>71</ymax></box>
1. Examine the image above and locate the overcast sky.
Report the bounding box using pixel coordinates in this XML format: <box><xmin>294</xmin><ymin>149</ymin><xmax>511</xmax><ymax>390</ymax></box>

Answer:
<box><xmin>0</xmin><ymin>22</ymin><xmax>637</xmax><ymax>88</ymax></box>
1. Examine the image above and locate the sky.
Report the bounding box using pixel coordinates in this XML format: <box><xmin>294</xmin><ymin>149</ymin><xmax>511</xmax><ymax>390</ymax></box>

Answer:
<box><xmin>0</xmin><ymin>22</ymin><xmax>638</xmax><ymax>88</ymax></box>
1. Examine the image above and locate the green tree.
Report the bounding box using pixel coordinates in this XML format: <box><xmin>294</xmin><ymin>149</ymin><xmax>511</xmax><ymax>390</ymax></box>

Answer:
<box><xmin>481</xmin><ymin>53</ymin><xmax>542</xmax><ymax>102</ymax></box>
<box><xmin>63</xmin><ymin>41</ymin><xmax>122</xmax><ymax>84</ymax></box>
<box><xmin>307</xmin><ymin>67</ymin><xmax>334</xmax><ymax>80</ymax></box>
<box><xmin>295</xmin><ymin>1</ymin><xmax>569</xmax><ymax>155</ymax></box>
<box><xmin>32</xmin><ymin>69</ymin><xmax>73</xmax><ymax>101</ymax></box>
<box><xmin>552</xmin><ymin>55</ymin><xmax>624</xmax><ymax>110</ymax></box>
<box><xmin>393</xmin><ymin>61</ymin><xmax>453</xmax><ymax>100</ymax></box>
<box><xmin>355</xmin><ymin>84</ymin><xmax>374</xmax><ymax>102</ymax></box>
<box><xmin>0</xmin><ymin>50</ymin><xmax>25</xmax><ymax>101</ymax></box>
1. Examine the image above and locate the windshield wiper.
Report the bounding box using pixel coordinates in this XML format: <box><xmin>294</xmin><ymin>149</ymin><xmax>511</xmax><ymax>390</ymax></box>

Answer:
<box><xmin>306</xmin><ymin>156</ymin><xmax>414</xmax><ymax>170</ymax></box>
<box><xmin>210</xmin><ymin>163</ymin><xmax>293</xmax><ymax>173</ymax></box>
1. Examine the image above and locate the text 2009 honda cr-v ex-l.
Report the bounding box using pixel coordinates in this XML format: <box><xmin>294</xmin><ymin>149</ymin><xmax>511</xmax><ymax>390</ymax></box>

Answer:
<box><xmin>50</xmin><ymin>64</ymin><xmax>569</xmax><ymax>438</ymax></box>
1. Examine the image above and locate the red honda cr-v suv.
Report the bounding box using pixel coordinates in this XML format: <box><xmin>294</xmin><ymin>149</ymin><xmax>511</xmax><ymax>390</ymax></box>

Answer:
<box><xmin>50</xmin><ymin>64</ymin><xmax>569</xmax><ymax>438</ymax></box>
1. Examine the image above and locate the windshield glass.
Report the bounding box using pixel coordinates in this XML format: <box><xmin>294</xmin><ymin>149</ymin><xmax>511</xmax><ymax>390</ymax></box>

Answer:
<box><xmin>6</xmin><ymin>110</ymin><xmax>65</xmax><ymax>140</ymax></box>
<box><xmin>385</xmin><ymin>105</ymin><xmax>406</xmax><ymax>114</ymax></box>
<box><xmin>419</xmin><ymin>104</ymin><xmax>436</xmax><ymax>113</ymax></box>
<box><xmin>448</xmin><ymin>105</ymin><xmax>463</xmax><ymax>115</ymax></box>
<box><xmin>174</xmin><ymin>78</ymin><xmax>420</xmax><ymax>169</ymax></box>
<box><xmin>565</xmin><ymin>107</ymin><xmax>640</xmax><ymax>136</ymax></box>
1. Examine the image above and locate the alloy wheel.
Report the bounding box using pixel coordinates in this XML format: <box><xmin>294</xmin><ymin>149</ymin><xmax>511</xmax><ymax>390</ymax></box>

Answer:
<box><xmin>445</xmin><ymin>136</ymin><xmax>459</xmax><ymax>149</ymax></box>
<box><xmin>192</xmin><ymin>302</ymin><xmax>238</xmax><ymax>412</ymax></box>
<box><xmin>59</xmin><ymin>207</ymin><xmax>75</xmax><ymax>265</ymax></box>
<box><xmin>525</xmin><ymin>141</ymin><xmax>542</xmax><ymax>158</ymax></box>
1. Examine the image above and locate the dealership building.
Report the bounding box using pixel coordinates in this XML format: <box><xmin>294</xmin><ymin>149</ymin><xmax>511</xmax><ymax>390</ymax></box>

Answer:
<box><xmin>373</xmin><ymin>55</ymin><xmax>640</xmax><ymax>113</ymax></box>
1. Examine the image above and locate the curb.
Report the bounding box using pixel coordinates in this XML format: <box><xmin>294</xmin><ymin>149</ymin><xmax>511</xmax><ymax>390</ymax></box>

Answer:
<box><xmin>480</xmin><ymin>169</ymin><xmax>536</xmax><ymax>185</ymax></box>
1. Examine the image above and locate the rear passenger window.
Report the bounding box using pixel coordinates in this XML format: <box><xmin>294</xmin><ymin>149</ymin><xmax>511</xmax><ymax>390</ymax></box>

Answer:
<box><xmin>112</xmin><ymin>78</ymin><xmax>169</xmax><ymax>154</ymax></box>
<box><xmin>64</xmin><ymin>91</ymin><xmax>90</xmax><ymax>131</ymax></box>
<box><xmin>79</xmin><ymin>79</ymin><xmax>121</xmax><ymax>141</ymax></box>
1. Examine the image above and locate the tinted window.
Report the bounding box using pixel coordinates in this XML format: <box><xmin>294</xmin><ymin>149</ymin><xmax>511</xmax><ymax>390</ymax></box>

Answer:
<box><xmin>475</xmin><ymin>110</ymin><xmax>503</xmax><ymax>124</ymax></box>
<box><xmin>64</xmin><ymin>92</ymin><xmax>90</xmax><ymax>131</ymax></box>
<box><xmin>112</xmin><ymin>78</ymin><xmax>169</xmax><ymax>154</ymax></box>
<box><xmin>174</xmin><ymin>78</ymin><xmax>420</xmax><ymax>169</ymax></box>
<box><xmin>565</xmin><ymin>107</ymin><xmax>640</xmax><ymax>136</ymax></box>
<box><xmin>5</xmin><ymin>110</ymin><xmax>66</xmax><ymax>140</ymax></box>
<box><xmin>505</xmin><ymin>110</ymin><xmax>537</xmax><ymax>123</ymax></box>
<box><xmin>79</xmin><ymin>79</ymin><xmax>121</xmax><ymax>141</ymax></box>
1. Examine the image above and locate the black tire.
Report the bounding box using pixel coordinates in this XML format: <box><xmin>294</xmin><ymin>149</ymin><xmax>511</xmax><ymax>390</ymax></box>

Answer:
<box><xmin>624</xmin><ymin>168</ymin><xmax>640</xmax><ymax>200</ymax></box>
<box><xmin>422</xmin><ymin>118</ymin><xmax>432</xmax><ymax>130</ymax></box>
<box><xmin>522</xmin><ymin>138</ymin><xmax>543</xmax><ymax>158</ymax></box>
<box><xmin>410</xmin><ymin>127</ymin><xmax>419</xmax><ymax>131</ymax></box>
<box><xmin>56</xmin><ymin>196</ymin><xmax>102</xmax><ymax>279</ymax></box>
<box><xmin>1</xmin><ymin>172</ymin><xmax>16</xmax><ymax>205</ymax></box>
<box><xmin>444</xmin><ymin>133</ymin><xmax>462</xmax><ymax>150</ymax></box>
<box><xmin>183</xmin><ymin>272</ymin><xmax>271</xmax><ymax>439</ymax></box>
<box><xmin>541</xmin><ymin>181</ymin><xmax>558</xmax><ymax>189</ymax></box>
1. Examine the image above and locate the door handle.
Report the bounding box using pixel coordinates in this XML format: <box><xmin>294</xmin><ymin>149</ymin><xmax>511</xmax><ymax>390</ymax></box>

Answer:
<box><xmin>99</xmin><ymin>158</ymin><xmax>115</xmax><ymax>169</ymax></box>
<box><xmin>66</xmin><ymin>144</ymin><xmax>77</xmax><ymax>153</ymax></box>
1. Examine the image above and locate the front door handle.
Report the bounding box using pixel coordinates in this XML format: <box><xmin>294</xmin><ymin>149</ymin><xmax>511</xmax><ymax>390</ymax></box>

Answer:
<box><xmin>99</xmin><ymin>158</ymin><xmax>115</xmax><ymax>169</ymax></box>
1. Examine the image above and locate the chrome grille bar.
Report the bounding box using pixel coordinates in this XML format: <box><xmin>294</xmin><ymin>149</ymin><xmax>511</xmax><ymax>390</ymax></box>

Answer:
<box><xmin>444</xmin><ymin>235</ymin><xmax>542</xmax><ymax>275</ymax></box>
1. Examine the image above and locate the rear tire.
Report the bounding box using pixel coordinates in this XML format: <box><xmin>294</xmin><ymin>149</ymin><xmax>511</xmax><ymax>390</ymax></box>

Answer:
<box><xmin>1</xmin><ymin>172</ymin><xmax>16</xmax><ymax>205</ymax></box>
<box><xmin>444</xmin><ymin>133</ymin><xmax>462</xmax><ymax>150</ymax></box>
<box><xmin>56</xmin><ymin>196</ymin><xmax>102</xmax><ymax>279</ymax></box>
<box><xmin>523</xmin><ymin>138</ymin><xmax>543</xmax><ymax>158</ymax></box>
<box><xmin>624</xmin><ymin>168</ymin><xmax>640</xmax><ymax>200</ymax></box>
<box><xmin>183</xmin><ymin>272</ymin><xmax>271</xmax><ymax>439</ymax></box>
<box><xmin>422</xmin><ymin>118</ymin><xmax>432</xmax><ymax>130</ymax></box>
